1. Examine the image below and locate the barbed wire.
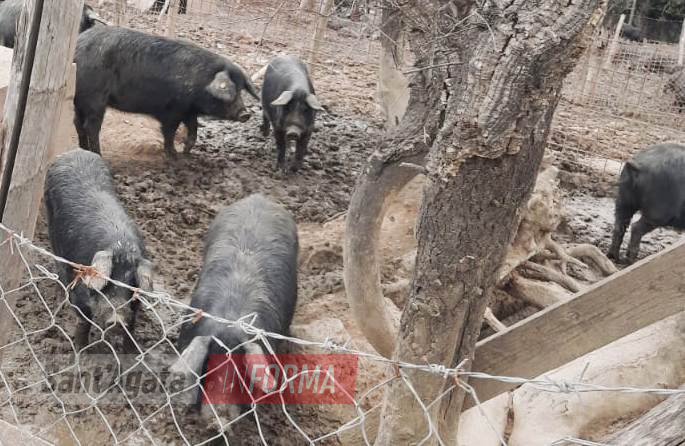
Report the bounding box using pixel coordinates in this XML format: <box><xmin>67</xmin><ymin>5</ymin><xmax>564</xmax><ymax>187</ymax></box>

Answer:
<box><xmin>0</xmin><ymin>214</ymin><xmax>683</xmax><ymax>445</ymax></box>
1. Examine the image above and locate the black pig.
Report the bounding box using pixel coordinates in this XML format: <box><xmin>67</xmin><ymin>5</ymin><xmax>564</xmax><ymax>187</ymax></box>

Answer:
<box><xmin>621</xmin><ymin>24</ymin><xmax>643</xmax><ymax>42</ymax></box>
<box><xmin>73</xmin><ymin>26</ymin><xmax>259</xmax><ymax>157</ymax></box>
<box><xmin>44</xmin><ymin>149</ymin><xmax>154</xmax><ymax>350</ymax></box>
<box><xmin>0</xmin><ymin>1</ymin><xmax>104</xmax><ymax>49</ymax></box>
<box><xmin>608</xmin><ymin>143</ymin><xmax>685</xmax><ymax>263</ymax></box>
<box><xmin>260</xmin><ymin>55</ymin><xmax>323</xmax><ymax>173</ymax></box>
<box><xmin>169</xmin><ymin>194</ymin><xmax>298</xmax><ymax>419</ymax></box>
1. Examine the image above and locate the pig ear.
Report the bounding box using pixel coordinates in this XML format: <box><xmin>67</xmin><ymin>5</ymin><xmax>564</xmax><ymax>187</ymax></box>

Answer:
<box><xmin>83</xmin><ymin>250</ymin><xmax>113</xmax><ymax>291</ymax></box>
<box><xmin>305</xmin><ymin>94</ymin><xmax>324</xmax><ymax>111</ymax></box>
<box><xmin>271</xmin><ymin>90</ymin><xmax>294</xmax><ymax>106</ymax></box>
<box><xmin>136</xmin><ymin>259</ymin><xmax>154</xmax><ymax>292</ymax></box>
<box><xmin>86</xmin><ymin>8</ymin><xmax>109</xmax><ymax>25</ymax></box>
<box><xmin>206</xmin><ymin>71</ymin><xmax>236</xmax><ymax>100</ymax></box>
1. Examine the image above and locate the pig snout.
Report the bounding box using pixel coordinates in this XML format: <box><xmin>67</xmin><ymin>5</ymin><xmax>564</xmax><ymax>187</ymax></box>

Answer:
<box><xmin>285</xmin><ymin>126</ymin><xmax>302</xmax><ymax>141</ymax></box>
<box><xmin>105</xmin><ymin>311</ymin><xmax>129</xmax><ymax>331</ymax></box>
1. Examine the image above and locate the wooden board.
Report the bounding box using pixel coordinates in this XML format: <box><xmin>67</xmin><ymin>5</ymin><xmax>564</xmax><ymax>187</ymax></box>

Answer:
<box><xmin>605</xmin><ymin>386</ymin><xmax>685</xmax><ymax>445</ymax></box>
<box><xmin>465</xmin><ymin>239</ymin><xmax>685</xmax><ymax>409</ymax></box>
<box><xmin>0</xmin><ymin>47</ymin><xmax>13</xmax><ymax>116</ymax></box>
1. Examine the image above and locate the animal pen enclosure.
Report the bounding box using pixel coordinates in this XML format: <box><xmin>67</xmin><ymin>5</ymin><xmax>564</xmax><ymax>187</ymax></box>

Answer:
<box><xmin>0</xmin><ymin>1</ymin><xmax>684</xmax><ymax>445</ymax></box>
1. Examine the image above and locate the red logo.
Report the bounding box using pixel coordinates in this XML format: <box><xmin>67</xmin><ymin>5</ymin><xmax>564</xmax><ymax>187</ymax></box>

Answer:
<box><xmin>201</xmin><ymin>354</ymin><xmax>358</xmax><ymax>405</ymax></box>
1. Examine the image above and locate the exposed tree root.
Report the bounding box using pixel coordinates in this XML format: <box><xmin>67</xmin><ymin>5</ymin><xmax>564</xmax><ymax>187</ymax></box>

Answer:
<box><xmin>520</xmin><ymin>261</ymin><xmax>582</xmax><ymax>293</ymax></box>
<box><xmin>484</xmin><ymin>307</ymin><xmax>507</xmax><ymax>332</ymax></box>
<box><xmin>568</xmin><ymin>243</ymin><xmax>619</xmax><ymax>276</ymax></box>
<box><xmin>509</xmin><ymin>273</ymin><xmax>571</xmax><ymax>308</ymax></box>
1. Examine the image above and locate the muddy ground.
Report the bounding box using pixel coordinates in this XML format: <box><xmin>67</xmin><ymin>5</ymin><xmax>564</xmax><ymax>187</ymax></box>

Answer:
<box><xmin>1</xmin><ymin>4</ymin><xmax>684</xmax><ymax>446</ymax></box>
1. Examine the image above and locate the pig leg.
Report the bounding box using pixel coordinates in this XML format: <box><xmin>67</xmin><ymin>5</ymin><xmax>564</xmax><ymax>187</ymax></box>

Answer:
<box><xmin>183</xmin><ymin>116</ymin><xmax>198</xmax><ymax>154</ymax></box>
<box><xmin>77</xmin><ymin>107</ymin><xmax>106</xmax><ymax>155</ymax></box>
<box><xmin>626</xmin><ymin>217</ymin><xmax>656</xmax><ymax>264</ymax></box>
<box><xmin>70</xmin><ymin>287</ymin><xmax>93</xmax><ymax>350</ymax></box>
<box><xmin>123</xmin><ymin>302</ymin><xmax>140</xmax><ymax>353</ymax></box>
<box><xmin>74</xmin><ymin>109</ymin><xmax>89</xmax><ymax>152</ymax></box>
<box><xmin>292</xmin><ymin>132</ymin><xmax>311</xmax><ymax>172</ymax></box>
<box><xmin>161</xmin><ymin>119</ymin><xmax>182</xmax><ymax>158</ymax></box>
<box><xmin>274</xmin><ymin>130</ymin><xmax>288</xmax><ymax>174</ymax></box>
<box><xmin>260</xmin><ymin>113</ymin><xmax>271</xmax><ymax>137</ymax></box>
<box><xmin>608</xmin><ymin>203</ymin><xmax>636</xmax><ymax>261</ymax></box>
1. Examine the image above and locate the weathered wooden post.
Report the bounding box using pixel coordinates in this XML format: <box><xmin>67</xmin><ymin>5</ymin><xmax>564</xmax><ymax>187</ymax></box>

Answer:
<box><xmin>604</xmin><ymin>14</ymin><xmax>625</xmax><ymax>69</ymax></box>
<box><xmin>165</xmin><ymin>0</ymin><xmax>179</xmax><ymax>37</ymax></box>
<box><xmin>628</xmin><ymin>0</ymin><xmax>637</xmax><ymax>26</ymax></box>
<box><xmin>0</xmin><ymin>0</ymin><xmax>84</xmax><ymax>353</ymax></box>
<box><xmin>114</xmin><ymin>0</ymin><xmax>128</xmax><ymax>26</ymax></box>
<box><xmin>307</xmin><ymin>0</ymin><xmax>335</xmax><ymax>72</ymax></box>
<box><xmin>678</xmin><ymin>18</ymin><xmax>685</xmax><ymax>66</ymax></box>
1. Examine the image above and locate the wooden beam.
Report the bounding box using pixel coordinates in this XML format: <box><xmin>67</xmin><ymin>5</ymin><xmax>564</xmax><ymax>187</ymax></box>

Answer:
<box><xmin>0</xmin><ymin>0</ymin><xmax>83</xmax><ymax>352</ymax></box>
<box><xmin>465</xmin><ymin>239</ymin><xmax>685</xmax><ymax>409</ymax></box>
<box><xmin>604</xmin><ymin>386</ymin><xmax>685</xmax><ymax>445</ymax></box>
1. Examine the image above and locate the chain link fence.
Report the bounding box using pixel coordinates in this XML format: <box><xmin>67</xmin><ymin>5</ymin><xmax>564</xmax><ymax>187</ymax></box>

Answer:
<box><xmin>0</xmin><ymin>222</ymin><xmax>684</xmax><ymax>445</ymax></box>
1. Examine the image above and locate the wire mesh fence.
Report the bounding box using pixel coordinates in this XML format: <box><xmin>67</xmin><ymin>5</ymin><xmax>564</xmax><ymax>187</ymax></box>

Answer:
<box><xmin>1</xmin><ymin>220</ymin><xmax>684</xmax><ymax>445</ymax></box>
<box><xmin>96</xmin><ymin>0</ymin><xmax>381</xmax><ymax>70</ymax></box>
<box><xmin>549</xmin><ymin>26</ymin><xmax>685</xmax><ymax>174</ymax></box>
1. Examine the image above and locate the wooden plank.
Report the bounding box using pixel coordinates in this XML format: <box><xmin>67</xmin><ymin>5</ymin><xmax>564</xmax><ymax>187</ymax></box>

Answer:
<box><xmin>465</xmin><ymin>239</ymin><xmax>685</xmax><ymax>409</ymax></box>
<box><xmin>48</xmin><ymin>63</ymin><xmax>76</xmax><ymax>163</ymax></box>
<box><xmin>0</xmin><ymin>0</ymin><xmax>83</xmax><ymax>356</ymax></box>
<box><xmin>604</xmin><ymin>14</ymin><xmax>625</xmax><ymax>70</ymax></box>
<box><xmin>0</xmin><ymin>47</ymin><xmax>12</xmax><ymax>115</ymax></box>
<box><xmin>604</xmin><ymin>386</ymin><xmax>685</xmax><ymax>445</ymax></box>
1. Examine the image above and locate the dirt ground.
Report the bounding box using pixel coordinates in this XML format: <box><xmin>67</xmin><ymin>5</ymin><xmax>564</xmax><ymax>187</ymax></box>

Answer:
<box><xmin>1</xmin><ymin>4</ymin><xmax>684</xmax><ymax>446</ymax></box>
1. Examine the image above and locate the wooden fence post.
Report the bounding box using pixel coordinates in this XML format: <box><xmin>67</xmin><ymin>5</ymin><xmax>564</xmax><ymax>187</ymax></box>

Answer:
<box><xmin>166</xmin><ymin>0</ymin><xmax>179</xmax><ymax>37</ymax></box>
<box><xmin>307</xmin><ymin>0</ymin><xmax>335</xmax><ymax>72</ymax></box>
<box><xmin>0</xmin><ymin>0</ymin><xmax>84</xmax><ymax>356</ymax></box>
<box><xmin>678</xmin><ymin>18</ymin><xmax>685</xmax><ymax>66</ymax></box>
<box><xmin>114</xmin><ymin>0</ymin><xmax>128</xmax><ymax>26</ymax></box>
<box><xmin>628</xmin><ymin>0</ymin><xmax>637</xmax><ymax>26</ymax></box>
<box><xmin>604</xmin><ymin>14</ymin><xmax>625</xmax><ymax>70</ymax></box>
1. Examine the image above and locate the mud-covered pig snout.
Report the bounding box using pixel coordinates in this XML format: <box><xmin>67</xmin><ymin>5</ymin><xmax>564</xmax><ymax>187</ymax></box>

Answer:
<box><xmin>285</xmin><ymin>126</ymin><xmax>302</xmax><ymax>141</ymax></box>
<box><xmin>105</xmin><ymin>311</ymin><xmax>128</xmax><ymax>329</ymax></box>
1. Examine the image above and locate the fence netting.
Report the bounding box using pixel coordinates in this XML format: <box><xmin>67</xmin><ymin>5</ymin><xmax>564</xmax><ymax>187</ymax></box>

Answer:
<box><xmin>0</xmin><ymin>222</ymin><xmax>684</xmax><ymax>445</ymax></box>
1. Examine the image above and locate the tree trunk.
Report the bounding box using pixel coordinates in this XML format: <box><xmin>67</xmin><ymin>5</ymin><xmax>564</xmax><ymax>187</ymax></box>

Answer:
<box><xmin>0</xmin><ymin>0</ymin><xmax>84</xmax><ymax>354</ymax></box>
<box><xmin>604</xmin><ymin>389</ymin><xmax>685</xmax><ymax>445</ymax></box>
<box><xmin>343</xmin><ymin>0</ymin><xmax>603</xmax><ymax>444</ymax></box>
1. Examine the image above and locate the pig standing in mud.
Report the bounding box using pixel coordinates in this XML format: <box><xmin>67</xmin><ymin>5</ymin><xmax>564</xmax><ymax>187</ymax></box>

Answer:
<box><xmin>0</xmin><ymin>1</ymin><xmax>105</xmax><ymax>48</ymax></box>
<box><xmin>169</xmin><ymin>194</ymin><xmax>298</xmax><ymax>420</ymax></box>
<box><xmin>73</xmin><ymin>26</ymin><xmax>259</xmax><ymax>157</ymax></box>
<box><xmin>260</xmin><ymin>55</ymin><xmax>324</xmax><ymax>173</ymax></box>
<box><xmin>44</xmin><ymin>149</ymin><xmax>154</xmax><ymax>350</ymax></box>
<box><xmin>608</xmin><ymin>143</ymin><xmax>685</xmax><ymax>264</ymax></box>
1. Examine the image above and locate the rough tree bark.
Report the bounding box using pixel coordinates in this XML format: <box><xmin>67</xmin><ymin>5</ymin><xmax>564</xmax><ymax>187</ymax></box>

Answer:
<box><xmin>343</xmin><ymin>0</ymin><xmax>604</xmax><ymax>444</ymax></box>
